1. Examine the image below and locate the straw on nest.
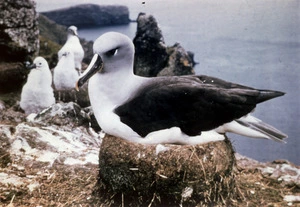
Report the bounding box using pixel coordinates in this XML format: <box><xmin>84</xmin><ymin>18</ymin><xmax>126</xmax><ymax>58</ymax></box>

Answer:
<box><xmin>95</xmin><ymin>135</ymin><xmax>237</xmax><ymax>206</ymax></box>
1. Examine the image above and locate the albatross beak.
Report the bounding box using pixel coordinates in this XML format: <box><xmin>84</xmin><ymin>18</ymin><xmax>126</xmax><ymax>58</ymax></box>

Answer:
<box><xmin>26</xmin><ymin>63</ymin><xmax>37</xmax><ymax>70</ymax></box>
<box><xmin>75</xmin><ymin>54</ymin><xmax>103</xmax><ymax>91</ymax></box>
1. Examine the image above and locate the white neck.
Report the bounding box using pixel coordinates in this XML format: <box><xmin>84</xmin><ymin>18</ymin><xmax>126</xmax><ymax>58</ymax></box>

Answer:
<box><xmin>28</xmin><ymin>69</ymin><xmax>52</xmax><ymax>87</ymax></box>
<box><xmin>88</xmin><ymin>68</ymin><xmax>148</xmax><ymax>111</ymax></box>
<box><xmin>67</xmin><ymin>35</ymin><xmax>79</xmax><ymax>43</ymax></box>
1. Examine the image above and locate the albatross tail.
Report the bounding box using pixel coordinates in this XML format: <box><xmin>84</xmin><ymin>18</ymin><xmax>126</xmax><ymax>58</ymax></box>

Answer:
<box><xmin>217</xmin><ymin>114</ymin><xmax>288</xmax><ymax>143</ymax></box>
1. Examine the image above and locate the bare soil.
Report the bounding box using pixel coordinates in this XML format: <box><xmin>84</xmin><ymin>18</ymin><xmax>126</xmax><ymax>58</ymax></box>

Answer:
<box><xmin>1</xmin><ymin>158</ymin><xmax>299</xmax><ymax>206</ymax></box>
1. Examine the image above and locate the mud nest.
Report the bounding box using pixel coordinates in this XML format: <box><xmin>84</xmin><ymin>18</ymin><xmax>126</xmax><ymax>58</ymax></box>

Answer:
<box><xmin>95</xmin><ymin>135</ymin><xmax>237</xmax><ymax>206</ymax></box>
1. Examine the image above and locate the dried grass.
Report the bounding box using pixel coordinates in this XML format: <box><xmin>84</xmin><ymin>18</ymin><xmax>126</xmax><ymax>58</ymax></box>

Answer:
<box><xmin>95</xmin><ymin>135</ymin><xmax>236</xmax><ymax>206</ymax></box>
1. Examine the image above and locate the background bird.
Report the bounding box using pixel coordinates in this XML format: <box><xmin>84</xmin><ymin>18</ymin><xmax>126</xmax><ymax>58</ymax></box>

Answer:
<box><xmin>54</xmin><ymin>51</ymin><xmax>78</xmax><ymax>90</ymax></box>
<box><xmin>58</xmin><ymin>25</ymin><xmax>84</xmax><ymax>73</ymax></box>
<box><xmin>77</xmin><ymin>32</ymin><xmax>287</xmax><ymax>145</ymax></box>
<box><xmin>20</xmin><ymin>57</ymin><xmax>55</xmax><ymax>115</ymax></box>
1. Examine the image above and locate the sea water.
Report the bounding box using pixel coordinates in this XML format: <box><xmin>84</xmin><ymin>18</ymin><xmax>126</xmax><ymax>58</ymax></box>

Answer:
<box><xmin>36</xmin><ymin>0</ymin><xmax>300</xmax><ymax>164</ymax></box>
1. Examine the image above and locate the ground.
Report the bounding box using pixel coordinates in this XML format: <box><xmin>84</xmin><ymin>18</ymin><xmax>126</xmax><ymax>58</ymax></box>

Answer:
<box><xmin>1</xmin><ymin>156</ymin><xmax>299</xmax><ymax>206</ymax></box>
<box><xmin>0</xmin><ymin>163</ymin><xmax>100</xmax><ymax>206</ymax></box>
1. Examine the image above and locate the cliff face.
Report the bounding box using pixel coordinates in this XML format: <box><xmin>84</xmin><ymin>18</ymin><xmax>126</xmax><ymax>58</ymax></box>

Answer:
<box><xmin>0</xmin><ymin>0</ymin><xmax>39</xmax><ymax>92</ymax></box>
<box><xmin>0</xmin><ymin>0</ymin><xmax>39</xmax><ymax>62</ymax></box>
<box><xmin>41</xmin><ymin>4</ymin><xmax>130</xmax><ymax>27</ymax></box>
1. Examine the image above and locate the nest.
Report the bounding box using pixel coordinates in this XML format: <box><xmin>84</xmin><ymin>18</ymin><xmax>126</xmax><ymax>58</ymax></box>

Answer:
<box><xmin>94</xmin><ymin>135</ymin><xmax>237</xmax><ymax>206</ymax></box>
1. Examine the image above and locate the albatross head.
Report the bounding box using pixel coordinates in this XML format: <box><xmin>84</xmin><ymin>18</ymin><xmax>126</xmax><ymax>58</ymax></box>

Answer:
<box><xmin>26</xmin><ymin>57</ymin><xmax>49</xmax><ymax>71</ymax></box>
<box><xmin>76</xmin><ymin>32</ymin><xmax>135</xmax><ymax>90</ymax></box>
<box><xmin>68</xmin><ymin>25</ymin><xmax>78</xmax><ymax>36</ymax></box>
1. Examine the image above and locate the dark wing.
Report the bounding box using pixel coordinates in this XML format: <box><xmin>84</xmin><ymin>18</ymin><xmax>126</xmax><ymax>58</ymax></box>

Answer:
<box><xmin>196</xmin><ymin>75</ymin><xmax>285</xmax><ymax>103</ymax></box>
<box><xmin>114</xmin><ymin>75</ymin><xmax>284</xmax><ymax>137</ymax></box>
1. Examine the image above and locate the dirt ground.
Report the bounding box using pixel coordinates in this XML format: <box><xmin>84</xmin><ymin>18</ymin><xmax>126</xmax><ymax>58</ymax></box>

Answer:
<box><xmin>0</xmin><ymin>158</ymin><xmax>299</xmax><ymax>206</ymax></box>
<box><xmin>0</xmin><ymin>163</ymin><xmax>101</xmax><ymax>206</ymax></box>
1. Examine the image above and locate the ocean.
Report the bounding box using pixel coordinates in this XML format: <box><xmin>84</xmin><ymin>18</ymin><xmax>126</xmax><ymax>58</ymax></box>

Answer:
<box><xmin>36</xmin><ymin>0</ymin><xmax>300</xmax><ymax>164</ymax></box>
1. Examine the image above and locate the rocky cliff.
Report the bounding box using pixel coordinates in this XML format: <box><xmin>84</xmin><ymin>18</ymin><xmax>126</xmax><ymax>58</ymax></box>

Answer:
<box><xmin>0</xmin><ymin>0</ymin><xmax>39</xmax><ymax>62</ymax></box>
<box><xmin>0</xmin><ymin>0</ymin><xmax>39</xmax><ymax>92</ymax></box>
<box><xmin>41</xmin><ymin>4</ymin><xmax>130</xmax><ymax>27</ymax></box>
<box><xmin>133</xmin><ymin>13</ymin><xmax>195</xmax><ymax>77</ymax></box>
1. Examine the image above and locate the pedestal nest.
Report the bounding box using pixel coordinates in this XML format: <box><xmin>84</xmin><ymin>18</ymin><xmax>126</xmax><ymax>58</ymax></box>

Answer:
<box><xmin>95</xmin><ymin>135</ymin><xmax>237</xmax><ymax>206</ymax></box>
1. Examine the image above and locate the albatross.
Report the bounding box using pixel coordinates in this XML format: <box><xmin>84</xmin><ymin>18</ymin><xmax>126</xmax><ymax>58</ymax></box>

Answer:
<box><xmin>76</xmin><ymin>32</ymin><xmax>287</xmax><ymax>145</ymax></box>
<box><xmin>58</xmin><ymin>25</ymin><xmax>84</xmax><ymax>73</ymax></box>
<box><xmin>54</xmin><ymin>51</ymin><xmax>79</xmax><ymax>90</ymax></box>
<box><xmin>20</xmin><ymin>57</ymin><xmax>55</xmax><ymax>115</ymax></box>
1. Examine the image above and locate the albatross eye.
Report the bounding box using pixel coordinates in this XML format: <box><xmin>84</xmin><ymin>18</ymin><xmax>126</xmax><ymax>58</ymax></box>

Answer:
<box><xmin>105</xmin><ymin>48</ymin><xmax>118</xmax><ymax>57</ymax></box>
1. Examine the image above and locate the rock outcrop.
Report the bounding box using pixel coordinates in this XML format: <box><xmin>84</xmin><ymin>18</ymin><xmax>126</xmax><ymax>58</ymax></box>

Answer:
<box><xmin>41</xmin><ymin>4</ymin><xmax>130</xmax><ymax>27</ymax></box>
<box><xmin>0</xmin><ymin>102</ymin><xmax>102</xmax><ymax>205</ymax></box>
<box><xmin>133</xmin><ymin>13</ymin><xmax>169</xmax><ymax>77</ymax></box>
<box><xmin>0</xmin><ymin>62</ymin><xmax>27</xmax><ymax>93</ymax></box>
<box><xmin>158</xmin><ymin>43</ymin><xmax>196</xmax><ymax>76</ymax></box>
<box><xmin>133</xmin><ymin>13</ymin><xmax>195</xmax><ymax>77</ymax></box>
<box><xmin>0</xmin><ymin>0</ymin><xmax>39</xmax><ymax>62</ymax></box>
<box><xmin>0</xmin><ymin>0</ymin><xmax>39</xmax><ymax>92</ymax></box>
<box><xmin>0</xmin><ymin>102</ymin><xmax>100</xmax><ymax>167</ymax></box>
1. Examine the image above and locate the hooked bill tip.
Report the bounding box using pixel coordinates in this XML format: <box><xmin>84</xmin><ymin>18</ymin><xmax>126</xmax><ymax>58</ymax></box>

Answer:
<box><xmin>75</xmin><ymin>81</ymin><xmax>80</xmax><ymax>91</ymax></box>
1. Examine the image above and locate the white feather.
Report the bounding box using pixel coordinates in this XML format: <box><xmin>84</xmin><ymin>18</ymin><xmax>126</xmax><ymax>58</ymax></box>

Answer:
<box><xmin>58</xmin><ymin>26</ymin><xmax>84</xmax><ymax>72</ymax></box>
<box><xmin>216</xmin><ymin>114</ymin><xmax>287</xmax><ymax>142</ymax></box>
<box><xmin>54</xmin><ymin>51</ymin><xmax>79</xmax><ymax>90</ymax></box>
<box><xmin>20</xmin><ymin>57</ymin><xmax>55</xmax><ymax>114</ymax></box>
